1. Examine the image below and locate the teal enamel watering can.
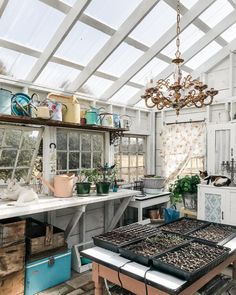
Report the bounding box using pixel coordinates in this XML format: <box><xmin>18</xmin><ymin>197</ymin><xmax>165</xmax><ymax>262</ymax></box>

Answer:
<box><xmin>85</xmin><ymin>107</ymin><xmax>104</xmax><ymax>125</ymax></box>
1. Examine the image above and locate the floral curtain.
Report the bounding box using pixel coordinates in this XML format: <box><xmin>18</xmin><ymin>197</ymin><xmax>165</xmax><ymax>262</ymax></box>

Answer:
<box><xmin>160</xmin><ymin>122</ymin><xmax>206</xmax><ymax>185</ymax></box>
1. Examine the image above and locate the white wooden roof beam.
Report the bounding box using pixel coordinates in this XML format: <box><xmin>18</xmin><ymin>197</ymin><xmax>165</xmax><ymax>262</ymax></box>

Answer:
<box><xmin>191</xmin><ymin>38</ymin><xmax>236</xmax><ymax>79</ymax></box>
<box><xmin>26</xmin><ymin>0</ymin><xmax>92</xmax><ymax>82</ymax></box>
<box><xmin>0</xmin><ymin>0</ymin><xmax>8</xmax><ymax>17</ymax></box>
<box><xmin>38</xmin><ymin>0</ymin><xmax>208</xmax><ymax>75</ymax></box>
<box><xmin>0</xmin><ymin>38</ymin><xmax>143</xmax><ymax>89</ymax></box>
<box><xmin>100</xmin><ymin>0</ymin><xmax>216</xmax><ymax>101</ymax></box>
<box><xmin>164</xmin><ymin>0</ymin><xmax>227</xmax><ymax>47</ymax></box>
<box><xmin>67</xmin><ymin>0</ymin><xmax>161</xmax><ymax>92</ymax></box>
<box><xmin>128</xmin><ymin>10</ymin><xmax>236</xmax><ymax>106</ymax></box>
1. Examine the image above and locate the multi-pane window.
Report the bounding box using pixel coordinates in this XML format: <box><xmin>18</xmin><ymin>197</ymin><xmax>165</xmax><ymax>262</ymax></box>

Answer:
<box><xmin>56</xmin><ymin>129</ymin><xmax>104</xmax><ymax>173</ymax></box>
<box><xmin>114</xmin><ymin>136</ymin><xmax>146</xmax><ymax>182</ymax></box>
<box><xmin>0</xmin><ymin>126</ymin><xmax>42</xmax><ymax>182</ymax></box>
<box><xmin>180</xmin><ymin>156</ymin><xmax>204</xmax><ymax>176</ymax></box>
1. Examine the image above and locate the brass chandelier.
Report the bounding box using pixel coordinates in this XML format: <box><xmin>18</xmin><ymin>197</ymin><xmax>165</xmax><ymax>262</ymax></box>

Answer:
<box><xmin>141</xmin><ymin>0</ymin><xmax>218</xmax><ymax>115</ymax></box>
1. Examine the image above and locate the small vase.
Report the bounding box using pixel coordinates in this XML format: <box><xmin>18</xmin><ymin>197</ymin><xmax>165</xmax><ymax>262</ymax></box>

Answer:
<box><xmin>96</xmin><ymin>182</ymin><xmax>111</xmax><ymax>195</ymax></box>
<box><xmin>76</xmin><ymin>182</ymin><xmax>91</xmax><ymax>196</ymax></box>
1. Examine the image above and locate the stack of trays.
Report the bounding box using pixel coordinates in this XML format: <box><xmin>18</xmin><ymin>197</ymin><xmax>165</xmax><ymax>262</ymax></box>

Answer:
<box><xmin>93</xmin><ymin>223</ymin><xmax>160</xmax><ymax>252</ymax></box>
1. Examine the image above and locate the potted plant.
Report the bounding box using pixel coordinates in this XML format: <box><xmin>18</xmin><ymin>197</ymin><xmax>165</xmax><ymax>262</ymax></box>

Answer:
<box><xmin>95</xmin><ymin>163</ymin><xmax>116</xmax><ymax>195</ymax></box>
<box><xmin>169</xmin><ymin>174</ymin><xmax>200</xmax><ymax>210</ymax></box>
<box><xmin>75</xmin><ymin>169</ymin><xmax>92</xmax><ymax>196</ymax></box>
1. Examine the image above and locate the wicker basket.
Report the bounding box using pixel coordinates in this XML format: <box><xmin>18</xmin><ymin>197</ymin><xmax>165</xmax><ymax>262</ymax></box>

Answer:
<box><xmin>142</xmin><ymin>177</ymin><xmax>166</xmax><ymax>189</ymax></box>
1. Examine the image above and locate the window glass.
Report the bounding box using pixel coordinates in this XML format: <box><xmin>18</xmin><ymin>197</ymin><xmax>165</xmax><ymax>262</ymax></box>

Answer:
<box><xmin>55</xmin><ymin>21</ymin><xmax>110</xmax><ymax>66</ymax></box>
<box><xmin>0</xmin><ymin>0</ymin><xmax>64</xmax><ymax>50</ymax></box>
<box><xmin>110</xmin><ymin>85</ymin><xmax>140</xmax><ymax>104</ymax></box>
<box><xmin>0</xmin><ymin>48</ymin><xmax>37</xmax><ymax>79</ymax></box>
<box><xmin>85</xmin><ymin>0</ymin><xmax>143</xmax><ymax>29</ymax></box>
<box><xmin>80</xmin><ymin>76</ymin><xmax>113</xmax><ymax>98</ymax></box>
<box><xmin>185</xmin><ymin>41</ymin><xmax>222</xmax><ymax>69</ymax></box>
<box><xmin>161</xmin><ymin>25</ymin><xmax>204</xmax><ymax>58</ymax></box>
<box><xmin>199</xmin><ymin>0</ymin><xmax>233</xmax><ymax>28</ymax></box>
<box><xmin>131</xmin><ymin>58</ymin><xmax>168</xmax><ymax>85</ymax></box>
<box><xmin>221</xmin><ymin>23</ymin><xmax>236</xmax><ymax>43</ymax></box>
<box><xmin>115</xmin><ymin>135</ymin><xmax>146</xmax><ymax>182</ymax></box>
<box><xmin>180</xmin><ymin>0</ymin><xmax>198</xmax><ymax>9</ymax></box>
<box><xmin>36</xmin><ymin>62</ymin><xmax>81</xmax><ymax>90</ymax></box>
<box><xmin>0</xmin><ymin>127</ymin><xmax>42</xmax><ymax>182</ymax></box>
<box><xmin>56</xmin><ymin>130</ymin><xmax>104</xmax><ymax>172</ymax></box>
<box><xmin>130</xmin><ymin>1</ymin><xmax>176</xmax><ymax>46</ymax></box>
<box><xmin>98</xmin><ymin>43</ymin><xmax>143</xmax><ymax>77</ymax></box>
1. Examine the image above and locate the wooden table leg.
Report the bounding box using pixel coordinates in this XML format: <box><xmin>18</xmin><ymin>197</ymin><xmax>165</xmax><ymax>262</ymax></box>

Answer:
<box><xmin>233</xmin><ymin>260</ymin><xmax>236</xmax><ymax>280</ymax></box>
<box><xmin>92</xmin><ymin>262</ymin><xmax>103</xmax><ymax>295</ymax></box>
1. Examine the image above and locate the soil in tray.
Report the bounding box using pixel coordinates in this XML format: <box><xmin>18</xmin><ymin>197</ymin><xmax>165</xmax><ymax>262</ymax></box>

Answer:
<box><xmin>189</xmin><ymin>223</ymin><xmax>236</xmax><ymax>244</ymax></box>
<box><xmin>154</xmin><ymin>242</ymin><xmax>229</xmax><ymax>277</ymax></box>
<box><xmin>94</xmin><ymin>224</ymin><xmax>160</xmax><ymax>246</ymax></box>
<box><xmin>121</xmin><ymin>232</ymin><xmax>189</xmax><ymax>259</ymax></box>
<box><xmin>160</xmin><ymin>218</ymin><xmax>207</xmax><ymax>234</ymax></box>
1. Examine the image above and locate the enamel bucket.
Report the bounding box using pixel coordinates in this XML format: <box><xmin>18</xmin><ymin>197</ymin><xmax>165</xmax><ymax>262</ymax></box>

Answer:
<box><xmin>0</xmin><ymin>88</ymin><xmax>12</xmax><ymax>115</ymax></box>
<box><xmin>100</xmin><ymin>113</ymin><xmax>114</xmax><ymax>127</ymax></box>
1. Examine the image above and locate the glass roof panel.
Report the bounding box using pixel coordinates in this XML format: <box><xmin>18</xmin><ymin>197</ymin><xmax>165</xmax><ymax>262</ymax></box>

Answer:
<box><xmin>135</xmin><ymin>99</ymin><xmax>148</xmax><ymax>109</ymax></box>
<box><xmin>79</xmin><ymin>76</ymin><xmax>113</xmax><ymax>98</ymax></box>
<box><xmin>62</xmin><ymin>0</ymin><xmax>77</xmax><ymax>5</ymax></box>
<box><xmin>131</xmin><ymin>58</ymin><xmax>168</xmax><ymax>85</ymax></box>
<box><xmin>110</xmin><ymin>85</ymin><xmax>140</xmax><ymax>104</ymax></box>
<box><xmin>129</xmin><ymin>1</ymin><xmax>176</xmax><ymax>47</ymax></box>
<box><xmin>85</xmin><ymin>0</ymin><xmax>143</xmax><ymax>30</ymax></box>
<box><xmin>0</xmin><ymin>47</ymin><xmax>37</xmax><ymax>79</ymax></box>
<box><xmin>180</xmin><ymin>0</ymin><xmax>198</xmax><ymax>9</ymax></box>
<box><xmin>55</xmin><ymin>21</ymin><xmax>110</xmax><ymax>66</ymax></box>
<box><xmin>36</xmin><ymin>62</ymin><xmax>81</xmax><ymax>89</ymax></box>
<box><xmin>98</xmin><ymin>43</ymin><xmax>143</xmax><ymax>77</ymax></box>
<box><xmin>185</xmin><ymin>41</ymin><xmax>222</xmax><ymax>69</ymax></box>
<box><xmin>221</xmin><ymin>23</ymin><xmax>236</xmax><ymax>43</ymax></box>
<box><xmin>0</xmin><ymin>0</ymin><xmax>64</xmax><ymax>51</ymax></box>
<box><xmin>199</xmin><ymin>0</ymin><xmax>233</xmax><ymax>28</ymax></box>
<box><xmin>161</xmin><ymin>25</ymin><xmax>204</xmax><ymax>58</ymax></box>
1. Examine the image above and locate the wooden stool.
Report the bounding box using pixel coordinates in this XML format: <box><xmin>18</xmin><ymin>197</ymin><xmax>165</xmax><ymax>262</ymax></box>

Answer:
<box><xmin>180</xmin><ymin>207</ymin><xmax>197</xmax><ymax>218</ymax></box>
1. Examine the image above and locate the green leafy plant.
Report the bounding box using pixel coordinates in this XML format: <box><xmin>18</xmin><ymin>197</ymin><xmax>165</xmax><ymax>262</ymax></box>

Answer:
<box><xmin>169</xmin><ymin>174</ymin><xmax>200</xmax><ymax>204</ymax></box>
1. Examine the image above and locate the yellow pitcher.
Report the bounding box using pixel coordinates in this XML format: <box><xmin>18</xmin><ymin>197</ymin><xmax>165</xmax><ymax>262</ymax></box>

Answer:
<box><xmin>47</xmin><ymin>93</ymin><xmax>80</xmax><ymax>124</ymax></box>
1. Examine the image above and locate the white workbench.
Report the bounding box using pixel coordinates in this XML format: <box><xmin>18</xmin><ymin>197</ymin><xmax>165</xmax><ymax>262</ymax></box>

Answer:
<box><xmin>0</xmin><ymin>189</ymin><xmax>139</xmax><ymax>241</ymax></box>
<box><xmin>128</xmin><ymin>192</ymin><xmax>170</xmax><ymax>221</ymax></box>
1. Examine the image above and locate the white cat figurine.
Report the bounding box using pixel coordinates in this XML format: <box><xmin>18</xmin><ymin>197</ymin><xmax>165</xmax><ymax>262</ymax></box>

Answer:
<box><xmin>0</xmin><ymin>181</ymin><xmax>38</xmax><ymax>205</ymax></box>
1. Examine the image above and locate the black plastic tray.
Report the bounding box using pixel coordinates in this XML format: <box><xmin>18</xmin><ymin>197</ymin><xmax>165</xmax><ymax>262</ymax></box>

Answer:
<box><xmin>119</xmin><ymin>232</ymin><xmax>191</xmax><ymax>266</ymax></box>
<box><xmin>158</xmin><ymin>217</ymin><xmax>209</xmax><ymax>235</ymax></box>
<box><xmin>93</xmin><ymin>224</ymin><xmax>160</xmax><ymax>252</ymax></box>
<box><xmin>187</xmin><ymin>222</ymin><xmax>236</xmax><ymax>246</ymax></box>
<box><xmin>152</xmin><ymin>241</ymin><xmax>230</xmax><ymax>281</ymax></box>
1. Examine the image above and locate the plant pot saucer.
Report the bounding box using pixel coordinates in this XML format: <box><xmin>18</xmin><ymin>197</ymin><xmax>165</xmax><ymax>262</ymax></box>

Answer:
<box><xmin>77</xmin><ymin>193</ymin><xmax>90</xmax><ymax>197</ymax></box>
<box><xmin>97</xmin><ymin>193</ymin><xmax>109</xmax><ymax>196</ymax></box>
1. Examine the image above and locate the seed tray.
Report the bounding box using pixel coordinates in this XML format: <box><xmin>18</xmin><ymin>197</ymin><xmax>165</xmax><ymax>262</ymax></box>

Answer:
<box><xmin>93</xmin><ymin>223</ymin><xmax>160</xmax><ymax>252</ymax></box>
<box><xmin>152</xmin><ymin>241</ymin><xmax>230</xmax><ymax>281</ymax></box>
<box><xmin>159</xmin><ymin>217</ymin><xmax>209</xmax><ymax>235</ymax></box>
<box><xmin>119</xmin><ymin>232</ymin><xmax>190</xmax><ymax>266</ymax></box>
<box><xmin>188</xmin><ymin>223</ymin><xmax>236</xmax><ymax>245</ymax></box>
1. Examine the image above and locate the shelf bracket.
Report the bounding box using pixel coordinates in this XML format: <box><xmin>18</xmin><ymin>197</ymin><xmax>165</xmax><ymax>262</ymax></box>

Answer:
<box><xmin>109</xmin><ymin>130</ymin><xmax>125</xmax><ymax>145</ymax></box>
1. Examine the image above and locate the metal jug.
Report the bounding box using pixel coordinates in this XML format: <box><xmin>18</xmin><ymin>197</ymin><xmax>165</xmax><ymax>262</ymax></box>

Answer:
<box><xmin>100</xmin><ymin>112</ymin><xmax>114</xmax><ymax>127</ymax></box>
<box><xmin>85</xmin><ymin>107</ymin><xmax>104</xmax><ymax>125</ymax></box>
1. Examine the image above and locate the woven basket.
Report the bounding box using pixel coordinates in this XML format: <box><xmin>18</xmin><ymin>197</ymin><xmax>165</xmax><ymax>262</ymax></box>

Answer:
<box><xmin>141</xmin><ymin>177</ymin><xmax>166</xmax><ymax>189</ymax></box>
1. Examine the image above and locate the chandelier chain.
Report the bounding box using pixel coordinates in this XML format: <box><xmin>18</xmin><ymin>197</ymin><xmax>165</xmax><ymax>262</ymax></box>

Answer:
<box><xmin>175</xmin><ymin>0</ymin><xmax>181</xmax><ymax>59</ymax></box>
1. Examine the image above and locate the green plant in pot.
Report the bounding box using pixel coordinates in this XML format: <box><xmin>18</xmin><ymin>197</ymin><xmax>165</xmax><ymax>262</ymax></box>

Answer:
<box><xmin>169</xmin><ymin>174</ymin><xmax>200</xmax><ymax>210</ymax></box>
<box><xmin>95</xmin><ymin>163</ymin><xmax>116</xmax><ymax>195</ymax></box>
<box><xmin>75</xmin><ymin>169</ymin><xmax>92</xmax><ymax>196</ymax></box>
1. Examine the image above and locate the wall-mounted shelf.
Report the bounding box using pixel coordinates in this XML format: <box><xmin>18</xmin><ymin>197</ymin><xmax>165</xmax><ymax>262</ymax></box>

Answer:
<box><xmin>0</xmin><ymin>114</ymin><xmax>129</xmax><ymax>145</ymax></box>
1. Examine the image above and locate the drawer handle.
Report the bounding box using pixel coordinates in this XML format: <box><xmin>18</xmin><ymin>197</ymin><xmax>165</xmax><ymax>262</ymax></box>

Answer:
<box><xmin>222</xmin><ymin>211</ymin><xmax>224</xmax><ymax>220</ymax></box>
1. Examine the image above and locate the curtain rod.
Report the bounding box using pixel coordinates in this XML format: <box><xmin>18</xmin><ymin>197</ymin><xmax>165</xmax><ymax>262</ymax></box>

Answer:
<box><xmin>165</xmin><ymin>119</ymin><xmax>206</xmax><ymax>125</ymax></box>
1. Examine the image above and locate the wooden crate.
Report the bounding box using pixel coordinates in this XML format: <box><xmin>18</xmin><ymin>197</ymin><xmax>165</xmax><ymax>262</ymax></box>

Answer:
<box><xmin>26</xmin><ymin>218</ymin><xmax>65</xmax><ymax>257</ymax></box>
<box><xmin>0</xmin><ymin>270</ymin><xmax>24</xmax><ymax>295</ymax></box>
<box><xmin>0</xmin><ymin>218</ymin><xmax>25</xmax><ymax>246</ymax></box>
<box><xmin>0</xmin><ymin>242</ymin><xmax>25</xmax><ymax>278</ymax></box>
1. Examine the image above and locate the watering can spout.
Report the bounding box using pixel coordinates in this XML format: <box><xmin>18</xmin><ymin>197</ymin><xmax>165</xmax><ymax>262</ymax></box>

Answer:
<box><xmin>39</xmin><ymin>176</ymin><xmax>55</xmax><ymax>193</ymax></box>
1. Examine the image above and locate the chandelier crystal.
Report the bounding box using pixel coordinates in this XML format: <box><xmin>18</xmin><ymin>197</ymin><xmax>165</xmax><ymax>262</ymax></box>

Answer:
<box><xmin>142</xmin><ymin>0</ymin><xmax>218</xmax><ymax>115</ymax></box>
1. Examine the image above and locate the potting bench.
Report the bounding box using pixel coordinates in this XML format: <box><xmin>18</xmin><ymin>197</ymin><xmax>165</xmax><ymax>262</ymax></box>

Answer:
<box><xmin>128</xmin><ymin>192</ymin><xmax>170</xmax><ymax>221</ymax></box>
<box><xmin>82</xmin><ymin>236</ymin><xmax>236</xmax><ymax>295</ymax></box>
